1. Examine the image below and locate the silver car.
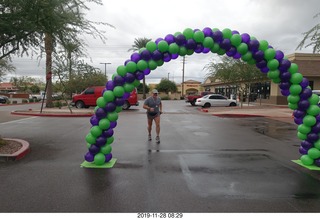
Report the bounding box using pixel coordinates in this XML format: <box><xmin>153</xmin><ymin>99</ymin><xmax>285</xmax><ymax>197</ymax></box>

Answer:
<box><xmin>195</xmin><ymin>94</ymin><xmax>237</xmax><ymax>108</ymax></box>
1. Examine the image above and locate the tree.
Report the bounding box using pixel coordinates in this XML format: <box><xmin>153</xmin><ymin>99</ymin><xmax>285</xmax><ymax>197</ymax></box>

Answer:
<box><xmin>137</xmin><ymin>82</ymin><xmax>150</xmax><ymax>94</ymax></box>
<box><xmin>0</xmin><ymin>0</ymin><xmax>113</xmax><ymax>107</ymax></box>
<box><xmin>0</xmin><ymin>58</ymin><xmax>15</xmax><ymax>82</ymax></box>
<box><xmin>156</xmin><ymin>78</ymin><xmax>177</xmax><ymax>94</ymax></box>
<box><xmin>128</xmin><ymin>37</ymin><xmax>151</xmax><ymax>99</ymax></box>
<box><xmin>204</xmin><ymin>56</ymin><xmax>268</xmax><ymax>106</ymax></box>
<box><xmin>297</xmin><ymin>13</ymin><xmax>320</xmax><ymax>53</ymax></box>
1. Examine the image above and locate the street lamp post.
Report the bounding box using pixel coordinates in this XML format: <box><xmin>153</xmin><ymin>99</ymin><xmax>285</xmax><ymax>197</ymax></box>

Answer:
<box><xmin>100</xmin><ymin>62</ymin><xmax>111</xmax><ymax>78</ymax></box>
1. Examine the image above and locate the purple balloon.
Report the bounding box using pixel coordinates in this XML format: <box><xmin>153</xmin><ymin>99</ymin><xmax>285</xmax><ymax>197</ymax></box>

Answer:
<box><xmin>164</xmin><ymin>34</ymin><xmax>175</xmax><ymax>44</ymax></box>
<box><xmin>256</xmin><ymin>60</ymin><xmax>267</xmax><ymax>69</ymax></box>
<box><xmin>300</xmin><ymin>88</ymin><xmax>313</xmax><ymax>100</ymax></box>
<box><xmin>123</xmin><ymin>92</ymin><xmax>130</xmax><ymax>100</ymax></box>
<box><xmin>300</xmin><ymin>78</ymin><xmax>309</xmax><ymax>89</ymax></box>
<box><xmin>185</xmin><ymin>39</ymin><xmax>197</xmax><ymax>50</ymax></box>
<box><xmin>301</xmin><ymin>140</ymin><xmax>313</xmax><ymax>149</ymax></box>
<box><xmin>130</xmin><ymin>52</ymin><xmax>141</xmax><ymax>63</ymax></box>
<box><xmin>317</xmin><ymin>114</ymin><xmax>320</xmax><ymax>122</ymax></box>
<box><xmin>155</xmin><ymin>38</ymin><xmax>163</xmax><ymax>45</ymax></box>
<box><xmin>202</xmin><ymin>27</ymin><xmax>213</xmax><ymax>37</ymax></box>
<box><xmin>113</xmin><ymin>75</ymin><xmax>125</xmax><ymax>86</ymax></box>
<box><xmin>171</xmin><ymin>53</ymin><xmax>179</xmax><ymax>59</ymax></box>
<box><xmin>163</xmin><ymin>53</ymin><xmax>172</xmax><ymax>62</ymax></box>
<box><xmin>233</xmin><ymin>52</ymin><xmax>241</xmax><ymax>59</ymax></box>
<box><xmin>275</xmin><ymin>50</ymin><xmax>284</xmax><ymax>61</ymax></box>
<box><xmin>105</xmin><ymin>153</ymin><xmax>113</xmax><ymax>162</ymax></box>
<box><xmin>260</xmin><ymin>67</ymin><xmax>269</xmax><ymax>73</ymax></box>
<box><xmin>202</xmin><ymin>48</ymin><xmax>210</xmax><ymax>53</ymax></box>
<box><xmin>125</xmin><ymin>73</ymin><xmax>135</xmax><ymax>83</ymax></box>
<box><xmin>298</xmin><ymin>100</ymin><xmax>310</xmax><ymax>110</ymax></box>
<box><xmin>175</xmin><ymin>34</ymin><xmax>186</xmax><ymax>46</ymax></box>
<box><xmin>106</xmin><ymin>80</ymin><xmax>115</xmax><ymax>91</ymax></box>
<box><xmin>194</xmin><ymin>44</ymin><xmax>204</xmax><ymax>53</ymax></box>
<box><xmin>90</xmin><ymin>115</ymin><xmax>99</xmax><ymax>126</ymax></box>
<box><xmin>96</xmin><ymin>136</ymin><xmax>107</xmax><ymax>147</ymax></box>
<box><xmin>152</xmin><ymin>50</ymin><xmax>163</xmax><ymax>61</ymax></box>
<box><xmin>105</xmin><ymin>102</ymin><xmax>116</xmax><ymax>112</ymax></box>
<box><xmin>95</xmin><ymin>108</ymin><xmax>107</xmax><ymax>119</ymax></box>
<box><xmin>279</xmin><ymin>72</ymin><xmax>291</xmax><ymax>82</ymax></box>
<box><xmin>102</xmin><ymin>128</ymin><xmax>114</xmax><ymax>138</ymax></box>
<box><xmin>89</xmin><ymin>144</ymin><xmax>100</xmax><ymax>154</ymax></box>
<box><xmin>124</xmin><ymin>59</ymin><xmax>131</xmax><ymax>65</ymax></box>
<box><xmin>115</xmin><ymin>97</ymin><xmax>125</xmax><ymax>106</ymax></box>
<box><xmin>279</xmin><ymin>59</ymin><xmax>291</xmax><ymax>72</ymax></box>
<box><xmin>212</xmin><ymin>30</ymin><xmax>223</xmax><ymax>43</ymax></box>
<box><xmin>315</xmin><ymin>158</ymin><xmax>320</xmax><ymax>167</ymax></box>
<box><xmin>312</xmin><ymin>122</ymin><xmax>320</xmax><ymax>133</ymax></box>
<box><xmin>140</xmin><ymin>50</ymin><xmax>152</xmax><ymax>61</ymax></box>
<box><xmin>135</xmin><ymin>71</ymin><xmax>145</xmax><ymax>80</ymax></box>
<box><xmin>279</xmin><ymin>82</ymin><xmax>291</xmax><ymax>90</ymax></box>
<box><xmin>248</xmin><ymin>39</ymin><xmax>260</xmax><ymax>52</ymax></box>
<box><xmin>294</xmin><ymin>117</ymin><xmax>303</xmax><ymax>125</ymax></box>
<box><xmin>252</xmin><ymin>50</ymin><xmax>264</xmax><ymax>62</ymax></box>
<box><xmin>307</xmin><ymin>133</ymin><xmax>319</xmax><ymax>142</ymax></box>
<box><xmin>110</xmin><ymin>121</ymin><xmax>117</xmax><ymax>129</ymax></box>
<box><xmin>299</xmin><ymin>146</ymin><xmax>308</xmax><ymax>155</ymax></box>
<box><xmin>220</xmin><ymin>39</ymin><xmax>232</xmax><ymax>51</ymax></box>
<box><xmin>232</xmin><ymin>30</ymin><xmax>240</xmax><ymax>34</ymax></box>
<box><xmin>143</xmin><ymin>68</ymin><xmax>151</xmax><ymax>75</ymax></box>
<box><xmin>84</xmin><ymin>152</ymin><xmax>94</xmax><ymax>162</ymax></box>
<box><xmin>226</xmin><ymin>47</ymin><xmax>237</xmax><ymax>57</ymax></box>
<box><xmin>293</xmin><ymin>110</ymin><xmax>305</xmax><ymax>118</ymax></box>
<box><xmin>241</xmin><ymin>33</ymin><xmax>250</xmax><ymax>44</ymax></box>
<box><xmin>281</xmin><ymin>89</ymin><xmax>290</xmax><ymax>96</ymax></box>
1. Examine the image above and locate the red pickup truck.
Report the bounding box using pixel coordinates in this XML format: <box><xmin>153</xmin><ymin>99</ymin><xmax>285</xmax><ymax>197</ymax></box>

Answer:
<box><xmin>185</xmin><ymin>91</ymin><xmax>214</xmax><ymax>106</ymax></box>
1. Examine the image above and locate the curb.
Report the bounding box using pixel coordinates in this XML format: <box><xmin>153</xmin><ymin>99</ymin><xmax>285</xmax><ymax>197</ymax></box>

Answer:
<box><xmin>0</xmin><ymin>138</ymin><xmax>30</xmax><ymax>161</ymax></box>
<box><xmin>11</xmin><ymin>111</ymin><xmax>93</xmax><ymax>117</ymax></box>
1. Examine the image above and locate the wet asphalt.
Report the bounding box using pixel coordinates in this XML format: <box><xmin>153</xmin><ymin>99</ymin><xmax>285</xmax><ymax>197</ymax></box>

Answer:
<box><xmin>1</xmin><ymin>101</ymin><xmax>320</xmax><ymax>213</ymax></box>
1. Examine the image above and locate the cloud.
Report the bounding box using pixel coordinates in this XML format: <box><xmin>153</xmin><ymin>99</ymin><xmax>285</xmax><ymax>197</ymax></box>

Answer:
<box><xmin>9</xmin><ymin>0</ymin><xmax>320</xmax><ymax>85</ymax></box>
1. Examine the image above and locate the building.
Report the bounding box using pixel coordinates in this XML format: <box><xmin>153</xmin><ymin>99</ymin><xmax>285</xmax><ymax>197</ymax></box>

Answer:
<box><xmin>201</xmin><ymin>53</ymin><xmax>320</xmax><ymax>104</ymax></box>
<box><xmin>0</xmin><ymin>82</ymin><xmax>18</xmax><ymax>93</ymax></box>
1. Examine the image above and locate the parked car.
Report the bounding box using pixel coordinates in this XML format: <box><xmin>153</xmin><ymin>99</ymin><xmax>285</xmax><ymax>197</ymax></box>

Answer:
<box><xmin>71</xmin><ymin>86</ymin><xmax>139</xmax><ymax>110</ymax></box>
<box><xmin>195</xmin><ymin>94</ymin><xmax>237</xmax><ymax>108</ymax></box>
<box><xmin>185</xmin><ymin>91</ymin><xmax>214</xmax><ymax>106</ymax></box>
<box><xmin>0</xmin><ymin>95</ymin><xmax>9</xmax><ymax>104</ymax></box>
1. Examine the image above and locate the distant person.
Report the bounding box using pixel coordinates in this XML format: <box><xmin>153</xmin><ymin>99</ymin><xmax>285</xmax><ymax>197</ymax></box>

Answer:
<box><xmin>143</xmin><ymin>89</ymin><xmax>162</xmax><ymax>143</ymax></box>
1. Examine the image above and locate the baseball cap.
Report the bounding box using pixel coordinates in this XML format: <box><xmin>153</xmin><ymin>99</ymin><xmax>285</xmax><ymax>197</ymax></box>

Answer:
<box><xmin>152</xmin><ymin>89</ymin><xmax>158</xmax><ymax>94</ymax></box>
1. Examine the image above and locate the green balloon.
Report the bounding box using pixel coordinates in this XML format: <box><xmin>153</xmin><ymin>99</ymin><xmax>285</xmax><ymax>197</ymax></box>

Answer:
<box><xmin>297</xmin><ymin>132</ymin><xmax>307</xmax><ymax>140</ymax></box>
<box><xmin>314</xmin><ymin>140</ymin><xmax>320</xmax><ymax>150</ymax></box>
<box><xmin>178</xmin><ymin>46</ymin><xmax>187</xmax><ymax>56</ymax></box>
<box><xmin>174</xmin><ymin>32</ymin><xmax>182</xmax><ymax>37</ymax></box>
<box><xmin>107</xmin><ymin>136</ymin><xmax>114</xmax><ymax>145</ymax></box>
<box><xmin>203</xmin><ymin>37</ymin><xmax>214</xmax><ymax>49</ymax></box>
<box><xmin>303</xmin><ymin>115</ymin><xmax>317</xmax><ymax>127</ymax></box>
<box><xmin>309</xmin><ymin>94</ymin><xmax>320</xmax><ymax>105</ymax></box>
<box><xmin>247</xmin><ymin>59</ymin><xmax>256</xmax><ymax>65</ymax></box>
<box><xmin>116</xmin><ymin>65</ymin><xmax>127</xmax><ymax>77</ymax></box>
<box><xmin>267</xmin><ymin>70</ymin><xmax>280</xmax><ymax>80</ymax></box>
<box><xmin>132</xmin><ymin>79</ymin><xmax>140</xmax><ymax>87</ymax></box>
<box><xmin>107</xmin><ymin>111</ymin><xmax>118</xmax><ymax>122</ymax></box>
<box><xmin>300</xmin><ymin>155</ymin><xmax>314</xmax><ymax>166</ymax></box>
<box><xmin>156</xmin><ymin>59</ymin><xmax>164</xmax><ymax>66</ymax></box>
<box><xmin>267</xmin><ymin>59</ymin><xmax>279</xmax><ymax>70</ymax></box>
<box><xmin>230</xmin><ymin>34</ymin><xmax>242</xmax><ymax>47</ymax></box>
<box><xmin>241</xmin><ymin>52</ymin><xmax>252</xmax><ymax>62</ymax></box>
<box><xmin>307</xmin><ymin>105</ymin><xmax>320</xmax><ymax>116</ymax></box>
<box><xmin>90</xmin><ymin>126</ymin><xmax>102</xmax><ymax>137</ymax></box>
<box><xmin>186</xmin><ymin>49</ymin><xmax>194</xmax><ymax>56</ymax></box>
<box><xmin>148</xmin><ymin>60</ymin><xmax>158</xmax><ymax>70</ymax></box>
<box><xmin>87</xmin><ymin>143</ymin><xmax>91</xmax><ymax>149</ymax></box>
<box><xmin>308</xmin><ymin>148</ymin><xmax>320</xmax><ymax>159</ymax></box>
<box><xmin>222</xmin><ymin>28</ymin><xmax>232</xmax><ymax>39</ymax></box>
<box><xmin>103</xmin><ymin>90</ymin><xmax>115</xmax><ymax>102</ymax></box>
<box><xmin>123</xmin><ymin>83</ymin><xmax>135</xmax><ymax>93</ymax></box>
<box><xmin>94</xmin><ymin>153</ymin><xmax>106</xmax><ymax>165</ymax></box>
<box><xmin>288</xmin><ymin>103</ymin><xmax>298</xmax><ymax>110</ymax></box>
<box><xmin>99</xmin><ymin>118</ymin><xmax>110</xmax><ymax>130</ymax></box>
<box><xmin>183</xmin><ymin>28</ymin><xmax>194</xmax><ymax>39</ymax></box>
<box><xmin>100</xmin><ymin>145</ymin><xmax>112</xmax><ymax>155</ymax></box>
<box><xmin>94</xmin><ymin>106</ymin><xmax>99</xmax><ymax>113</ymax></box>
<box><xmin>96</xmin><ymin>97</ymin><xmax>106</xmax><ymax>108</ymax></box>
<box><xmin>290</xmin><ymin>73</ymin><xmax>303</xmax><ymax>84</ymax></box>
<box><xmin>193</xmin><ymin>31</ymin><xmax>205</xmax><ymax>43</ymax></box>
<box><xmin>264</xmin><ymin>48</ymin><xmax>276</xmax><ymax>61</ymax></box>
<box><xmin>212</xmin><ymin>27</ymin><xmax>220</xmax><ymax>32</ymax></box>
<box><xmin>258</xmin><ymin>40</ymin><xmax>269</xmax><ymax>51</ymax></box>
<box><xmin>272</xmin><ymin>78</ymin><xmax>281</xmax><ymax>84</ymax></box>
<box><xmin>237</xmin><ymin>43</ymin><xmax>248</xmax><ymax>55</ymax></box>
<box><xmin>298</xmin><ymin>124</ymin><xmax>311</xmax><ymax>134</ymax></box>
<box><xmin>85</xmin><ymin>133</ymin><xmax>96</xmax><ymax>145</ymax></box>
<box><xmin>113</xmin><ymin>86</ymin><xmax>125</xmax><ymax>97</ymax></box>
<box><xmin>287</xmin><ymin>95</ymin><xmax>300</xmax><ymax>104</ymax></box>
<box><xmin>115</xmin><ymin>106</ymin><xmax>122</xmax><ymax>113</ymax></box>
<box><xmin>289</xmin><ymin>63</ymin><xmax>298</xmax><ymax>74</ymax></box>
<box><xmin>168</xmin><ymin>43</ymin><xmax>179</xmax><ymax>54</ymax></box>
<box><xmin>217</xmin><ymin>48</ymin><xmax>226</xmax><ymax>55</ymax></box>
<box><xmin>137</xmin><ymin>60</ymin><xmax>148</xmax><ymax>71</ymax></box>
<box><xmin>158</xmin><ymin>40</ymin><xmax>169</xmax><ymax>53</ymax></box>
<box><xmin>146</xmin><ymin>41</ymin><xmax>157</xmax><ymax>52</ymax></box>
<box><xmin>125</xmin><ymin>61</ymin><xmax>137</xmax><ymax>73</ymax></box>
<box><xmin>211</xmin><ymin>43</ymin><xmax>220</xmax><ymax>53</ymax></box>
<box><xmin>289</xmin><ymin>84</ymin><xmax>302</xmax><ymax>95</ymax></box>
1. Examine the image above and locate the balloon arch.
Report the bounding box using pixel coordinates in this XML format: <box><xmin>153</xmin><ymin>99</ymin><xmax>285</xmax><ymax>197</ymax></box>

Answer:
<box><xmin>80</xmin><ymin>27</ymin><xmax>320</xmax><ymax>169</ymax></box>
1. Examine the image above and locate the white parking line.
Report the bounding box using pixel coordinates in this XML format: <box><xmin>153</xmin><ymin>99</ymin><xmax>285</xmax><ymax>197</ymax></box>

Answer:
<box><xmin>0</xmin><ymin>117</ymin><xmax>37</xmax><ymax>125</ymax></box>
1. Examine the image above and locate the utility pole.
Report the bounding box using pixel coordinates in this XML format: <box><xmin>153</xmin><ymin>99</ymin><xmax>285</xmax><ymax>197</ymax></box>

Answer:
<box><xmin>100</xmin><ymin>62</ymin><xmax>111</xmax><ymax>78</ymax></box>
<box><xmin>168</xmin><ymin>72</ymin><xmax>170</xmax><ymax>80</ymax></box>
<box><xmin>182</xmin><ymin>56</ymin><xmax>185</xmax><ymax>97</ymax></box>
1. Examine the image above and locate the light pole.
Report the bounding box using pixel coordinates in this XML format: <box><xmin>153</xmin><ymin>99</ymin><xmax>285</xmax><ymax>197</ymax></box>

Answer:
<box><xmin>100</xmin><ymin>62</ymin><xmax>111</xmax><ymax>78</ymax></box>
<box><xmin>168</xmin><ymin>72</ymin><xmax>170</xmax><ymax>80</ymax></box>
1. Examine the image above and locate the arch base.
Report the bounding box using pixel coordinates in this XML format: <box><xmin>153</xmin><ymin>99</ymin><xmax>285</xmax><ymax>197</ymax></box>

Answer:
<box><xmin>80</xmin><ymin>158</ymin><xmax>117</xmax><ymax>168</ymax></box>
<box><xmin>292</xmin><ymin>160</ymin><xmax>320</xmax><ymax>171</ymax></box>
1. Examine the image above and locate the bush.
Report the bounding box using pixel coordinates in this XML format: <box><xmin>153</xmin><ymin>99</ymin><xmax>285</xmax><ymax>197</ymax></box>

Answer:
<box><xmin>54</xmin><ymin>101</ymin><xmax>62</xmax><ymax>108</ymax></box>
<box><xmin>161</xmin><ymin>95</ymin><xmax>170</xmax><ymax>100</ymax></box>
<box><xmin>22</xmin><ymin>99</ymin><xmax>28</xmax><ymax>103</ymax></box>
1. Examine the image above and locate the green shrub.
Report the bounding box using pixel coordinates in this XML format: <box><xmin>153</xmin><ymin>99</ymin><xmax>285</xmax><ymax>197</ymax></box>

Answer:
<box><xmin>22</xmin><ymin>99</ymin><xmax>28</xmax><ymax>103</ymax></box>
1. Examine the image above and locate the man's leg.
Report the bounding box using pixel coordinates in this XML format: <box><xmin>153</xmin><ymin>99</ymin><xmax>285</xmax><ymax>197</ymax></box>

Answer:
<box><xmin>147</xmin><ymin>117</ymin><xmax>153</xmax><ymax>140</ymax></box>
<box><xmin>154</xmin><ymin>115</ymin><xmax>160</xmax><ymax>143</ymax></box>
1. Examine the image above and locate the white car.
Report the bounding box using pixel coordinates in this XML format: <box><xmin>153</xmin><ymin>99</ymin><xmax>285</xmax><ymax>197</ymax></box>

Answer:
<box><xmin>195</xmin><ymin>94</ymin><xmax>237</xmax><ymax>108</ymax></box>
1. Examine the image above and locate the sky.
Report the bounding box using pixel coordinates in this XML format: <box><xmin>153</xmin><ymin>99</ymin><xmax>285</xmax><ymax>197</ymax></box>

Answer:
<box><xmin>7</xmin><ymin>0</ymin><xmax>320</xmax><ymax>85</ymax></box>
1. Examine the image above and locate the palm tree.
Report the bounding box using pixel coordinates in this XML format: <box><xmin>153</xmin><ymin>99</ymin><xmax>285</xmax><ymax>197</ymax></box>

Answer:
<box><xmin>128</xmin><ymin>37</ymin><xmax>151</xmax><ymax>99</ymax></box>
